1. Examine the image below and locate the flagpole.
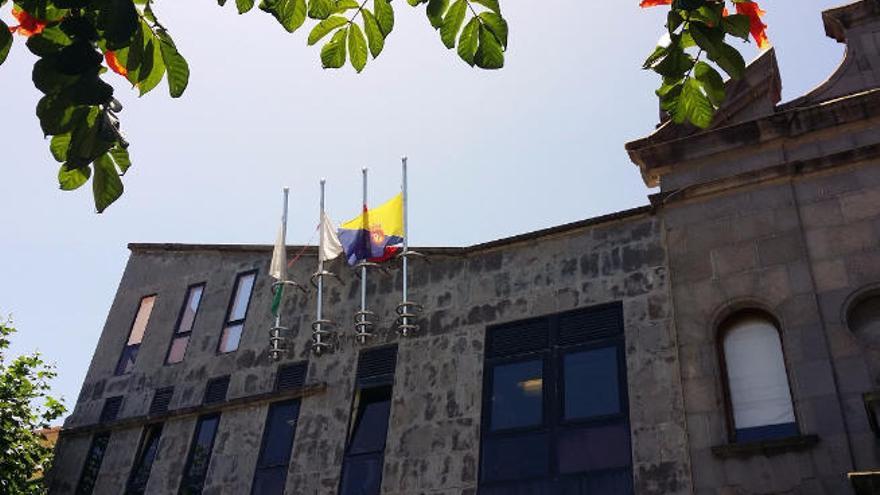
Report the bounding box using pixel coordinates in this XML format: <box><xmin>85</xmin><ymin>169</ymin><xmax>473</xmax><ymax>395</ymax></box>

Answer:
<box><xmin>269</xmin><ymin>187</ymin><xmax>289</xmax><ymax>361</ymax></box>
<box><xmin>401</xmin><ymin>158</ymin><xmax>409</xmax><ymax>332</ymax></box>
<box><xmin>314</xmin><ymin>179</ymin><xmax>328</xmax><ymax>354</ymax></box>
<box><xmin>360</xmin><ymin>167</ymin><xmax>368</xmax><ymax>339</ymax></box>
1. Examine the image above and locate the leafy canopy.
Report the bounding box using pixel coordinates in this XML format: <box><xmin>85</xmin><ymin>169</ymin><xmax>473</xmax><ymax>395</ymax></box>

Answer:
<box><xmin>0</xmin><ymin>0</ymin><xmax>767</xmax><ymax>212</ymax></box>
<box><xmin>0</xmin><ymin>318</ymin><xmax>66</xmax><ymax>494</ymax></box>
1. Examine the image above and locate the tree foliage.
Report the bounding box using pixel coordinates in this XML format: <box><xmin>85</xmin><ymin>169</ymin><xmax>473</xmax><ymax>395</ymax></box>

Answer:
<box><xmin>0</xmin><ymin>318</ymin><xmax>66</xmax><ymax>494</ymax></box>
<box><xmin>0</xmin><ymin>0</ymin><xmax>767</xmax><ymax>212</ymax></box>
<box><xmin>640</xmin><ymin>0</ymin><xmax>770</xmax><ymax>129</ymax></box>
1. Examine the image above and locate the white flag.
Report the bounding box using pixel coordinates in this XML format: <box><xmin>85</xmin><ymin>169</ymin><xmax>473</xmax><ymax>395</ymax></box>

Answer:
<box><xmin>320</xmin><ymin>212</ymin><xmax>344</xmax><ymax>263</ymax></box>
<box><xmin>269</xmin><ymin>223</ymin><xmax>286</xmax><ymax>281</ymax></box>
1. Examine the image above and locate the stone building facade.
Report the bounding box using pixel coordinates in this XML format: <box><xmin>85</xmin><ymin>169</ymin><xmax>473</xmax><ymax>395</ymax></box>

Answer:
<box><xmin>48</xmin><ymin>1</ymin><xmax>880</xmax><ymax>494</ymax></box>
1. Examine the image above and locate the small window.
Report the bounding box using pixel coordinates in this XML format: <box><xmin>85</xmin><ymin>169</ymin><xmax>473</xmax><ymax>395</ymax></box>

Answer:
<box><xmin>100</xmin><ymin>396</ymin><xmax>123</xmax><ymax>423</ymax></box>
<box><xmin>251</xmin><ymin>400</ymin><xmax>301</xmax><ymax>495</ymax></box>
<box><xmin>721</xmin><ymin>312</ymin><xmax>798</xmax><ymax>442</ymax></box>
<box><xmin>276</xmin><ymin>362</ymin><xmax>308</xmax><ymax>392</ymax></box>
<box><xmin>204</xmin><ymin>376</ymin><xmax>231</xmax><ymax>405</ymax></box>
<box><xmin>167</xmin><ymin>284</ymin><xmax>205</xmax><ymax>364</ymax></box>
<box><xmin>126</xmin><ymin>423</ymin><xmax>163</xmax><ymax>495</ymax></box>
<box><xmin>116</xmin><ymin>296</ymin><xmax>156</xmax><ymax>375</ymax></box>
<box><xmin>76</xmin><ymin>432</ymin><xmax>111</xmax><ymax>495</ymax></box>
<box><xmin>563</xmin><ymin>347</ymin><xmax>621</xmax><ymax>420</ymax></box>
<box><xmin>218</xmin><ymin>272</ymin><xmax>256</xmax><ymax>353</ymax></box>
<box><xmin>179</xmin><ymin>414</ymin><xmax>221</xmax><ymax>495</ymax></box>
<box><xmin>339</xmin><ymin>346</ymin><xmax>398</xmax><ymax>495</ymax></box>
<box><xmin>848</xmin><ymin>291</ymin><xmax>880</xmax><ymax>347</ymax></box>
<box><xmin>149</xmin><ymin>387</ymin><xmax>174</xmax><ymax>416</ymax></box>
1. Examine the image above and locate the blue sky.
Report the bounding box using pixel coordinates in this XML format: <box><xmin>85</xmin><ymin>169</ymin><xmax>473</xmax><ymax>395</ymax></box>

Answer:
<box><xmin>0</xmin><ymin>1</ymin><xmax>845</xmax><ymax>413</ymax></box>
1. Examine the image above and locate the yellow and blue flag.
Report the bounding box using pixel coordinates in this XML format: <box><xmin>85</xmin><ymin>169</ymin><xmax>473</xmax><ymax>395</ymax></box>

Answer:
<box><xmin>338</xmin><ymin>193</ymin><xmax>404</xmax><ymax>266</ymax></box>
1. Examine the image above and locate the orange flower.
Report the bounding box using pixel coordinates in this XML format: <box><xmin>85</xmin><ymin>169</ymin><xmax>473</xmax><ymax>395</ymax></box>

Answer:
<box><xmin>9</xmin><ymin>7</ymin><xmax>46</xmax><ymax>37</ymax></box>
<box><xmin>735</xmin><ymin>1</ymin><xmax>770</xmax><ymax>49</ymax></box>
<box><xmin>105</xmin><ymin>51</ymin><xmax>128</xmax><ymax>77</ymax></box>
<box><xmin>639</xmin><ymin>0</ymin><xmax>672</xmax><ymax>6</ymax></box>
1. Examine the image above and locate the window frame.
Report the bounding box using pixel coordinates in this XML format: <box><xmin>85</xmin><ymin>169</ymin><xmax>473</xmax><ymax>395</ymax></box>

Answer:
<box><xmin>165</xmin><ymin>283</ymin><xmax>206</xmax><ymax>365</ymax></box>
<box><xmin>125</xmin><ymin>422</ymin><xmax>164</xmax><ymax>495</ymax></box>
<box><xmin>115</xmin><ymin>294</ymin><xmax>158</xmax><ymax>376</ymax></box>
<box><xmin>716</xmin><ymin>309</ymin><xmax>799</xmax><ymax>444</ymax></box>
<box><xmin>250</xmin><ymin>399</ymin><xmax>301</xmax><ymax>495</ymax></box>
<box><xmin>75</xmin><ymin>431</ymin><xmax>111</xmax><ymax>495</ymax></box>
<box><xmin>478</xmin><ymin>304</ymin><xmax>632</xmax><ymax>493</ymax></box>
<box><xmin>217</xmin><ymin>270</ymin><xmax>257</xmax><ymax>354</ymax></box>
<box><xmin>178</xmin><ymin>413</ymin><xmax>221</xmax><ymax>495</ymax></box>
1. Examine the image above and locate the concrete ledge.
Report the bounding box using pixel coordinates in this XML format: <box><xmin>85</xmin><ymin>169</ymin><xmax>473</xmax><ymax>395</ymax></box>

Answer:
<box><xmin>59</xmin><ymin>382</ymin><xmax>327</xmax><ymax>438</ymax></box>
<box><xmin>711</xmin><ymin>434</ymin><xmax>820</xmax><ymax>458</ymax></box>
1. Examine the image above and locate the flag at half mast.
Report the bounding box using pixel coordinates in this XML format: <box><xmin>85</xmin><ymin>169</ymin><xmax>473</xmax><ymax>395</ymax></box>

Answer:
<box><xmin>338</xmin><ymin>193</ymin><xmax>404</xmax><ymax>266</ymax></box>
<box><xmin>320</xmin><ymin>211</ymin><xmax>344</xmax><ymax>263</ymax></box>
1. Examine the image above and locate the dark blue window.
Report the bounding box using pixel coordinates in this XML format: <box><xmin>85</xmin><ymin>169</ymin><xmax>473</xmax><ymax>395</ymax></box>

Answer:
<box><xmin>250</xmin><ymin>400</ymin><xmax>301</xmax><ymax>495</ymax></box>
<box><xmin>480</xmin><ymin>303</ymin><xmax>633</xmax><ymax>495</ymax></box>
<box><xmin>126</xmin><ymin>423</ymin><xmax>163</xmax><ymax>494</ymax></box>
<box><xmin>76</xmin><ymin>432</ymin><xmax>111</xmax><ymax>495</ymax></box>
<box><xmin>339</xmin><ymin>346</ymin><xmax>397</xmax><ymax>495</ymax></box>
<box><xmin>490</xmin><ymin>359</ymin><xmax>544</xmax><ymax>431</ymax></box>
<box><xmin>179</xmin><ymin>414</ymin><xmax>220</xmax><ymax>495</ymax></box>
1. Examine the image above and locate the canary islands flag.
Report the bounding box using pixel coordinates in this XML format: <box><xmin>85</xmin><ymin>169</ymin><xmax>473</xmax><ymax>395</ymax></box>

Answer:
<box><xmin>339</xmin><ymin>193</ymin><xmax>404</xmax><ymax>266</ymax></box>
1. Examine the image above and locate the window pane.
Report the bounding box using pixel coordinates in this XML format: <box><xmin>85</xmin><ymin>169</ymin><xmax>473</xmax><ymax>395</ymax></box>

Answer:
<box><xmin>180</xmin><ymin>415</ymin><xmax>220</xmax><ymax>495</ymax></box>
<box><xmin>257</xmin><ymin>401</ymin><xmax>300</xmax><ymax>468</ymax></box>
<box><xmin>167</xmin><ymin>336</ymin><xmax>189</xmax><ymax>364</ymax></box>
<box><xmin>557</xmin><ymin>424</ymin><xmax>631</xmax><ymax>474</ymax></box>
<box><xmin>339</xmin><ymin>454</ymin><xmax>383</xmax><ymax>495</ymax></box>
<box><xmin>218</xmin><ymin>325</ymin><xmax>243</xmax><ymax>353</ymax></box>
<box><xmin>76</xmin><ymin>432</ymin><xmax>111</xmax><ymax>495</ymax></box>
<box><xmin>723</xmin><ymin>316</ymin><xmax>795</xmax><ymax>436</ymax></box>
<box><xmin>564</xmin><ymin>347</ymin><xmax>621</xmax><ymax>420</ymax></box>
<box><xmin>348</xmin><ymin>386</ymin><xmax>392</xmax><ymax>455</ymax></box>
<box><xmin>128</xmin><ymin>296</ymin><xmax>156</xmax><ymax>345</ymax></box>
<box><xmin>178</xmin><ymin>285</ymin><xmax>204</xmax><ymax>333</ymax></box>
<box><xmin>251</xmin><ymin>467</ymin><xmax>286</xmax><ymax>495</ymax></box>
<box><xmin>115</xmin><ymin>345</ymin><xmax>139</xmax><ymax>375</ymax></box>
<box><xmin>490</xmin><ymin>360</ymin><xmax>543</xmax><ymax>431</ymax></box>
<box><xmin>481</xmin><ymin>432</ymin><xmax>550</xmax><ymax>483</ymax></box>
<box><xmin>126</xmin><ymin>424</ymin><xmax>163</xmax><ymax>495</ymax></box>
<box><xmin>229</xmin><ymin>273</ymin><xmax>256</xmax><ymax>322</ymax></box>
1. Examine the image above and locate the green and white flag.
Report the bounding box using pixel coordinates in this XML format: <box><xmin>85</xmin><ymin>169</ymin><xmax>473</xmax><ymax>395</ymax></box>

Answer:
<box><xmin>270</xmin><ymin>223</ymin><xmax>286</xmax><ymax>317</ymax></box>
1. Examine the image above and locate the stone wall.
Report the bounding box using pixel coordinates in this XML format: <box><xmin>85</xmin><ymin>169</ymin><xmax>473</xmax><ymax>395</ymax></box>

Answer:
<box><xmin>49</xmin><ymin>211</ymin><xmax>693</xmax><ymax>495</ymax></box>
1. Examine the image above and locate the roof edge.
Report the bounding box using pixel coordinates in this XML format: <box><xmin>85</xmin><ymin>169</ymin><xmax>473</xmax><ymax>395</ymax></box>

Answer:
<box><xmin>128</xmin><ymin>205</ymin><xmax>653</xmax><ymax>257</ymax></box>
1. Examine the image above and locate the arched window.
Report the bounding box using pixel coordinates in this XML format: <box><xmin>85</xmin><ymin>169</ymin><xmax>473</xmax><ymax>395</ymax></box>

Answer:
<box><xmin>720</xmin><ymin>311</ymin><xmax>798</xmax><ymax>442</ymax></box>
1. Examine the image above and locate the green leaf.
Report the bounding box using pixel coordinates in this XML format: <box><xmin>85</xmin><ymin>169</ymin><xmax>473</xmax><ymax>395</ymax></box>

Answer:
<box><xmin>667</xmin><ymin>10</ymin><xmax>684</xmax><ymax>33</ymax></box>
<box><xmin>237</xmin><ymin>0</ymin><xmax>256</xmax><ymax>13</ymax></box>
<box><xmin>308</xmin><ymin>15</ymin><xmax>347</xmax><ymax>45</ymax></box>
<box><xmin>440</xmin><ymin>0</ymin><xmax>466</xmax><ymax>49</ymax></box>
<box><xmin>109</xmin><ymin>146</ymin><xmax>131</xmax><ymax>174</ymax></box>
<box><xmin>32</xmin><ymin>59</ymin><xmax>79</xmax><ymax>95</ymax></box>
<box><xmin>374</xmin><ymin>0</ymin><xmax>394</xmax><ymax>36</ymax></box>
<box><xmin>157</xmin><ymin>31</ymin><xmax>190</xmax><ymax>98</ymax></box>
<box><xmin>94</xmin><ymin>0</ymin><xmax>139</xmax><ymax>50</ymax></box>
<box><xmin>694</xmin><ymin>61</ymin><xmax>724</xmax><ymax>106</ymax></box>
<box><xmin>457</xmin><ymin>16</ymin><xmax>479</xmax><ymax>66</ymax></box>
<box><xmin>426</xmin><ymin>0</ymin><xmax>448</xmax><ymax>29</ymax></box>
<box><xmin>406</xmin><ymin>0</ymin><xmax>422</xmax><ymax>6</ymax></box>
<box><xmin>123</xmin><ymin>20</ymin><xmax>166</xmax><ymax>96</ymax></box>
<box><xmin>722</xmin><ymin>14</ymin><xmax>750</xmax><ymax>40</ymax></box>
<box><xmin>362</xmin><ymin>9</ymin><xmax>384</xmax><ymax>57</ymax></box>
<box><xmin>308</xmin><ymin>0</ymin><xmax>333</xmax><ymax>19</ymax></box>
<box><xmin>643</xmin><ymin>45</ymin><xmax>667</xmax><ymax>70</ymax></box>
<box><xmin>707</xmin><ymin>41</ymin><xmax>745</xmax><ymax>79</ymax></box>
<box><xmin>262</xmin><ymin>0</ymin><xmax>308</xmax><ymax>32</ymax></box>
<box><xmin>92</xmin><ymin>153</ymin><xmax>123</xmax><ymax>213</ymax></box>
<box><xmin>66</xmin><ymin>73</ymin><xmax>114</xmax><ymax>105</ymax></box>
<box><xmin>36</xmin><ymin>95</ymin><xmax>79</xmax><ymax>135</ymax></box>
<box><xmin>67</xmin><ymin>107</ymin><xmax>113</xmax><ymax>168</ymax></box>
<box><xmin>320</xmin><ymin>27</ymin><xmax>348</xmax><ymax>68</ymax></box>
<box><xmin>58</xmin><ymin>162</ymin><xmax>90</xmax><ymax>191</ymax></box>
<box><xmin>333</xmin><ymin>0</ymin><xmax>359</xmax><ymax>12</ymax></box>
<box><xmin>474</xmin><ymin>24</ymin><xmax>503</xmax><ymax>69</ymax></box>
<box><xmin>348</xmin><ymin>22</ymin><xmax>367</xmax><ymax>72</ymax></box>
<box><xmin>26</xmin><ymin>26</ymin><xmax>73</xmax><ymax>57</ymax></box>
<box><xmin>673</xmin><ymin>77</ymin><xmax>714</xmax><ymax>129</ymax></box>
<box><xmin>653</xmin><ymin>42</ymin><xmax>693</xmax><ymax>79</ymax></box>
<box><xmin>50</xmin><ymin>134</ymin><xmax>71</xmax><ymax>162</ymax></box>
<box><xmin>471</xmin><ymin>0</ymin><xmax>499</xmax><ymax>14</ymax></box>
<box><xmin>478</xmin><ymin>12</ymin><xmax>507</xmax><ymax>49</ymax></box>
<box><xmin>0</xmin><ymin>20</ymin><xmax>12</xmax><ymax>66</ymax></box>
